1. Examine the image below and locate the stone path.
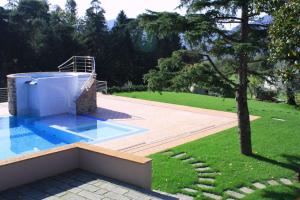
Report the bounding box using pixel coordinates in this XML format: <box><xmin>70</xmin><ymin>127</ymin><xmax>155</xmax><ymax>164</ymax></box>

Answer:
<box><xmin>161</xmin><ymin>150</ymin><xmax>223</xmax><ymax>200</ymax></box>
<box><xmin>0</xmin><ymin>170</ymin><xmax>177</xmax><ymax>200</ymax></box>
<box><xmin>224</xmin><ymin>177</ymin><xmax>297</xmax><ymax>199</ymax></box>
<box><xmin>161</xmin><ymin>150</ymin><xmax>299</xmax><ymax>200</ymax></box>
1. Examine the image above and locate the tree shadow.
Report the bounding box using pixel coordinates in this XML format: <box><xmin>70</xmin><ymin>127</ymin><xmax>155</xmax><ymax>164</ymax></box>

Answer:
<box><xmin>250</xmin><ymin>154</ymin><xmax>300</xmax><ymax>172</ymax></box>
<box><xmin>261</xmin><ymin>185</ymin><xmax>300</xmax><ymax>200</ymax></box>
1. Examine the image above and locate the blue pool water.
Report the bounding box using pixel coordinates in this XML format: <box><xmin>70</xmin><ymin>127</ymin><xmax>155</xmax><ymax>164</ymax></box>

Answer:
<box><xmin>0</xmin><ymin>114</ymin><xmax>146</xmax><ymax>160</ymax></box>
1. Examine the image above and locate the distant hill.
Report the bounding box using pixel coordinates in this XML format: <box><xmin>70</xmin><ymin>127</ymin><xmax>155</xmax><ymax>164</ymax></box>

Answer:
<box><xmin>106</xmin><ymin>20</ymin><xmax>115</xmax><ymax>30</ymax></box>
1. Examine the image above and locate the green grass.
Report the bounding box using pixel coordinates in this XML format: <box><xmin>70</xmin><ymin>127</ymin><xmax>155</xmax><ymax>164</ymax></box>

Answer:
<box><xmin>116</xmin><ymin>92</ymin><xmax>300</xmax><ymax>198</ymax></box>
<box><xmin>244</xmin><ymin>185</ymin><xmax>300</xmax><ymax>200</ymax></box>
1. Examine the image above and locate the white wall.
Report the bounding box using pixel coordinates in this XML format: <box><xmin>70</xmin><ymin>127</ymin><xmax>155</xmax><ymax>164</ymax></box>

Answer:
<box><xmin>14</xmin><ymin>72</ymin><xmax>89</xmax><ymax>117</ymax></box>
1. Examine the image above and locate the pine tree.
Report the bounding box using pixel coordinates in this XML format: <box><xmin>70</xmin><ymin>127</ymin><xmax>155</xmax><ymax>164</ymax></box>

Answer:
<box><xmin>139</xmin><ymin>0</ymin><xmax>273</xmax><ymax>155</ymax></box>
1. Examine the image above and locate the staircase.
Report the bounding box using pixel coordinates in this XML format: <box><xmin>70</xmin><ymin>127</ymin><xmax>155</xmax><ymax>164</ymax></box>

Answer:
<box><xmin>58</xmin><ymin>56</ymin><xmax>97</xmax><ymax>114</ymax></box>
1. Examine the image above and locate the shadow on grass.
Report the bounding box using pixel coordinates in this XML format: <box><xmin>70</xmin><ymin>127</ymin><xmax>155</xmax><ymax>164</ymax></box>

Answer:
<box><xmin>250</xmin><ymin>154</ymin><xmax>300</xmax><ymax>172</ymax></box>
<box><xmin>261</xmin><ymin>185</ymin><xmax>300</xmax><ymax>200</ymax></box>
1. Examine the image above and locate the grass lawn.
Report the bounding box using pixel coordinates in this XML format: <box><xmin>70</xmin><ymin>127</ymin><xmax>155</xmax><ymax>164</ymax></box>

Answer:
<box><xmin>116</xmin><ymin>92</ymin><xmax>300</xmax><ymax>199</ymax></box>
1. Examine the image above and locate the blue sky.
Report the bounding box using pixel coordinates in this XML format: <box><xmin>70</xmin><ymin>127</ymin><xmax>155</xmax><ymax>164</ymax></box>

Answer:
<box><xmin>0</xmin><ymin>0</ymin><xmax>185</xmax><ymax>20</ymax></box>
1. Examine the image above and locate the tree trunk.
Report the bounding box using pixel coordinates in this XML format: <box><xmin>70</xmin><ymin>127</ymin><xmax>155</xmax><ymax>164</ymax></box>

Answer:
<box><xmin>286</xmin><ymin>80</ymin><xmax>296</xmax><ymax>105</ymax></box>
<box><xmin>236</xmin><ymin>2</ymin><xmax>252</xmax><ymax>155</ymax></box>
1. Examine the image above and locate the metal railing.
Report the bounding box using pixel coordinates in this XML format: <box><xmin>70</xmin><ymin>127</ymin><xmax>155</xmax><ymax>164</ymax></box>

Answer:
<box><xmin>57</xmin><ymin>56</ymin><xmax>96</xmax><ymax>94</ymax></box>
<box><xmin>96</xmin><ymin>80</ymin><xmax>108</xmax><ymax>94</ymax></box>
<box><xmin>58</xmin><ymin>56</ymin><xmax>95</xmax><ymax>73</ymax></box>
<box><xmin>0</xmin><ymin>88</ymin><xmax>8</xmax><ymax>103</ymax></box>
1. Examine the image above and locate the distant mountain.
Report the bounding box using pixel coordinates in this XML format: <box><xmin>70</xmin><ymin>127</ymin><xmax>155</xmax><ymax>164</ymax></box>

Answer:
<box><xmin>106</xmin><ymin>20</ymin><xmax>115</xmax><ymax>30</ymax></box>
<box><xmin>231</xmin><ymin>15</ymin><xmax>272</xmax><ymax>32</ymax></box>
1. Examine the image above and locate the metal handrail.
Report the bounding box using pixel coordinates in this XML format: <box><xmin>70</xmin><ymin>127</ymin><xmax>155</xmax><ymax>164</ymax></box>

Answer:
<box><xmin>57</xmin><ymin>56</ymin><xmax>96</xmax><ymax>100</ymax></box>
<box><xmin>96</xmin><ymin>80</ymin><xmax>108</xmax><ymax>94</ymax></box>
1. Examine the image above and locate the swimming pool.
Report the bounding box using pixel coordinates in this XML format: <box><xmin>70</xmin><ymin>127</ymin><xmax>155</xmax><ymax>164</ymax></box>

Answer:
<box><xmin>0</xmin><ymin>114</ymin><xmax>146</xmax><ymax>160</ymax></box>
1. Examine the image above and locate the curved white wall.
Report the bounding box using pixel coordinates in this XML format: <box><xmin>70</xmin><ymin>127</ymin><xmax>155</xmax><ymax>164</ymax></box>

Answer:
<box><xmin>8</xmin><ymin>72</ymin><xmax>90</xmax><ymax>117</ymax></box>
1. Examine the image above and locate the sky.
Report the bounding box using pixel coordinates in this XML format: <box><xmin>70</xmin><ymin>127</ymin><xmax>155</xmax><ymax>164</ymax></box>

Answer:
<box><xmin>0</xmin><ymin>0</ymin><xmax>186</xmax><ymax>20</ymax></box>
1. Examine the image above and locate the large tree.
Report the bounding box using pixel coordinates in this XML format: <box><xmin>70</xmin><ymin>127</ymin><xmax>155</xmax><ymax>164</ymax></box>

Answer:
<box><xmin>139</xmin><ymin>0</ymin><xmax>272</xmax><ymax>155</ymax></box>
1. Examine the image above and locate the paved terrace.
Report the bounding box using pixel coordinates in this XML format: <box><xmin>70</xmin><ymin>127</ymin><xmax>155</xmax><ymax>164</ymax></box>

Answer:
<box><xmin>0</xmin><ymin>170</ymin><xmax>177</xmax><ymax>200</ymax></box>
<box><xmin>93</xmin><ymin>94</ymin><xmax>255</xmax><ymax>156</ymax></box>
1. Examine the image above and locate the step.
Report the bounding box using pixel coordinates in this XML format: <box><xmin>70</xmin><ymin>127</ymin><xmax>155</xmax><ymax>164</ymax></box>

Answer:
<box><xmin>225</xmin><ymin>190</ymin><xmax>245</xmax><ymax>199</ymax></box>
<box><xmin>172</xmin><ymin>153</ymin><xmax>187</xmax><ymax>159</ymax></box>
<box><xmin>280</xmin><ymin>178</ymin><xmax>293</xmax><ymax>185</ymax></box>
<box><xmin>198</xmin><ymin>177</ymin><xmax>215</xmax><ymax>183</ymax></box>
<box><xmin>196</xmin><ymin>184</ymin><xmax>214</xmax><ymax>190</ymax></box>
<box><xmin>196</xmin><ymin>167</ymin><xmax>211</xmax><ymax>172</ymax></box>
<box><xmin>183</xmin><ymin>157</ymin><xmax>195</xmax><ymax>163</ymax></box>
<box><xmin>253</xmin><ymin>182</ymin><xmax>266</xmax><ymax>189</ymax></box>
<box><xmin>192</xmin><ymin>162</ymin><xmax>206</xmax><ymax>167</ymax></box>
<box><xmin>199</xmin><ymin>172</ymin><xmax>219</xmax><ymax>177</ymax></box>
<box><xmin>202</xmin><ymin>192</ymin><xmax>222</xmax><ymax>200</ymax></box>
<box><xmin>239</xmin><ymin>187</ymin><xmax>254</xmax><ymax>194</ymax></box>
<box><xmin>182</xmin><ymin>188</ymin><xmax>198</xmax><ymax>194</ymax></box>
<box><xmin>175</xmin><ymin>193</ymin><xmax>194</xmax><ymax>200</ymax></box>
<box><xmin>267</xmin><ymin>180</ymin><xmax>279</xmax><ymax>186</ymax></box>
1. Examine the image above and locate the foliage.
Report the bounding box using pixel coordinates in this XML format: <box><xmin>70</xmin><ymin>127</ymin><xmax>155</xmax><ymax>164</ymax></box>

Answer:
<box><xmin>0</xmin><ymin>0</ymin><xmax>182</xmax><ymax>88</ymax></box>
<box><xmin>144</xmin><ymin>50</ymin><xmax>235</xmax><ymax>97</ymax></box>
<box><xmin>269</xmin><ymin>0</ymin><xmax>300</xmax><ymax>68</ymax></box>
<box><xmin>118</xmin><ymin>91</ymin><xmax>300</xmax><ymax>196</ymax></box>
<box><xmin>267</xmin><ymin>0</ymin><xmax>300</xmax><ymax>105</ymax></box>
<box><xmin>107</xmin><ymin>84</ymin><xmax>147</xmax><ymax>94</ymax></box>
<box><xmin>254</xmin><ymin>87</ymin><xmax>277</xmax><ymax>102</ymax></box>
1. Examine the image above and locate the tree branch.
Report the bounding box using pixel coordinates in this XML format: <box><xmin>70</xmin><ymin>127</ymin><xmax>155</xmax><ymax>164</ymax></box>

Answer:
<box><xmin>215</xmin><ymin>16</ymin><xmax>242</xmax><ymax>20</ymax></box>
<box><xmin>202</xmin><ymin>54</ymin><xmax>238</xmax><ymax>88</ymax></box>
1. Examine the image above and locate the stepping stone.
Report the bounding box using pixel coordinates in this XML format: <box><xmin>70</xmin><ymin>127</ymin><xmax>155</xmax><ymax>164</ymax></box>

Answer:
<box><xmin>175</xmin><ymin>193</ymin><xmax>194</xmax><ymax>200</ymax></box>
<box><xmin>192</xmin><ymin>162</ymin><xmax>206</xmax><ymax>167</ymax></box>
<box><xmin>225</xmin><ymin>190</ymin><xmax>245</xmax><ymax>199</ymax></box>
<box><xmin>196</xmin><ymin>167</ymin><xmax>211</xmax><ymax>172</ymax></box>
<box><xmin>183</xmin><ymin>157</ymin><xmax>195</xmax><ymax>162</ymax></box>
<box><xmin>253</xmin><ymin>182</ymin><xmax>266</xmax><ymax>189</ymax></box>
<box><xmin>280</xmin><ymin>178</ymin><xmax>293</xmax><ymax>185</ymax></box>
<box><xmin>172</xmin><ymin>153</ymin><xmax>187</xmax><ymax>159</ymax></box>
<box><xmin>239</xmin><ymin>187</ymin><xmax>254</xmax><ymax>194</ymax></box>
<box><xmin>267</xmin><ymin>180</ymin><xmax>279</xmax><ymax>186</ymax></box>
<box><xmin>182</xmin><ymin>188</ymin><xmax>198</xmax><ymax>194</ymax></box>
<box><xmin>198</xmin><ymin>177</ymin><xmax>215</xmax><ymax>183</ymax></box>
<box><xmin>202</xmin><ymin>192</ymin><xmax>222</xmax><ymax>200</ymax></box>
<box><xmin>196</xmin><ymin>184</ymin><xmax>214</xmax><ymax>190</ymax></box>
<box><xmin>200</xmin><ymin>172</ymin><xmax>218</xmax><ymax>177</ymax></box>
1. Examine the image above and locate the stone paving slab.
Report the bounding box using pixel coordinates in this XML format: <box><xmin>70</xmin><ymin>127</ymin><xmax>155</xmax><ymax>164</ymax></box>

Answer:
<box><xmin>225</xmin><ymin>190</ymin><xmax>245</xmax><ymax>199</ymax></box>
<box><xmin>0</xmin><ymin>170</ymin><xmax>177</xmax><ymax>200</ymax></box>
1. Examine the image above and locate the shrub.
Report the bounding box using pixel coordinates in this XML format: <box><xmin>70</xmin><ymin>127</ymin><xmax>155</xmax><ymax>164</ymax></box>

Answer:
<box><xmin>255</xmin><ymin>87</ymin><xmax>277</xmax><ymax>102</ymax></box>
<box><xmin>107</xmin><ymin>85</ymin><xmax>147</xmax><ymax>94</ymax></box>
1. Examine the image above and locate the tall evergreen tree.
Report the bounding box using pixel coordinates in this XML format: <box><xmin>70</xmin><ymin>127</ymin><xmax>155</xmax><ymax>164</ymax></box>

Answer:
<box><xmin>65</xmin><ymin>0</ymin><xmax>77</xmax><ymax>26</ymax></box>
<box><xmin>139</xmin><ymin>0</ymin><xmax>273</xmax><ymax>155</ymax></box>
